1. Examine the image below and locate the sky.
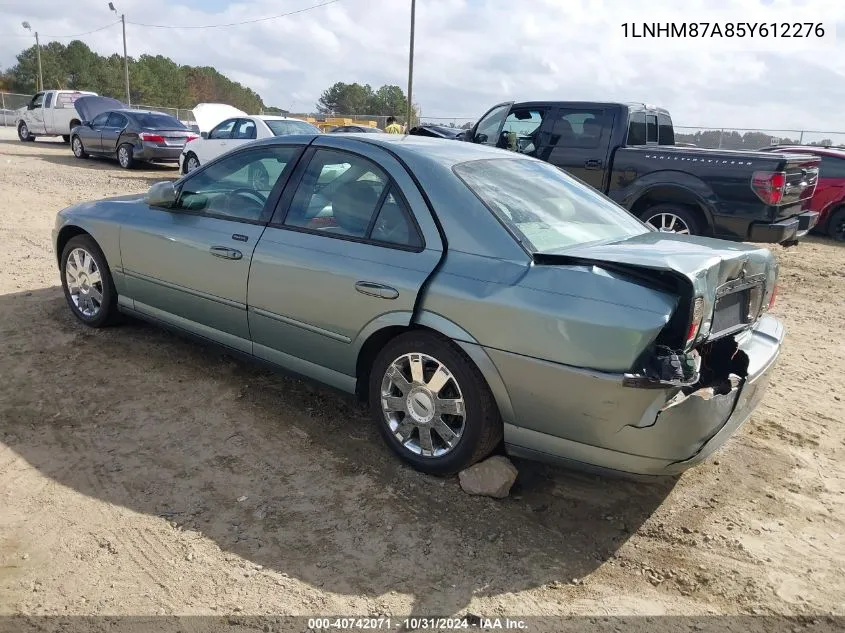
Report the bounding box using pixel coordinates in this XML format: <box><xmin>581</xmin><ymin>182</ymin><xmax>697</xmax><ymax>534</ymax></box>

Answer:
<box><xmin>2</xmin><ymin>0</ymin><xmax>845</xmax><ymax>134</ymax></box>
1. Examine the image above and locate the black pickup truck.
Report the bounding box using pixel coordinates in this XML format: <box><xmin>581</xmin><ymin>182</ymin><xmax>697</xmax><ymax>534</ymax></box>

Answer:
<box><xmin>464</xmin><ymin>101</ymin><xmax>820</xmax><ymax>244</ymax></box>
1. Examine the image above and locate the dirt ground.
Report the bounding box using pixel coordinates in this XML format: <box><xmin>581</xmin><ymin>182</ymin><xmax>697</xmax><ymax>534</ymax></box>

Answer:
<box><xmin>0</xmin><ymin>127</ymin><xmax>843</xmax><ymax>624</ymax></box>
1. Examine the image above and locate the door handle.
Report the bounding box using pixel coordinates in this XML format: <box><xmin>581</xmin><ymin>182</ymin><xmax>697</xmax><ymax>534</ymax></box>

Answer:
<box><xmin>584</xmin><ymin>159</ymin><xmax>603</xmax><ymax>169</ymax></box>
<box><xmin>355</xmin><ymin>281</ymin><xmax>399</xmax><ymax>300</ymax></box>
<box><xmin>209</xmin><ymin>246</ymin><xmax>243</xmax><ymax>260</ymax></box>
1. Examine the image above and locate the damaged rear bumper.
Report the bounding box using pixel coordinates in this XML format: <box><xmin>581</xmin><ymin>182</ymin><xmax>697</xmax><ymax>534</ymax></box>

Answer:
<box><xmin>497</xmin><ymin>315</ymin><xmax>784</xmax><ymax>478</ymax></box>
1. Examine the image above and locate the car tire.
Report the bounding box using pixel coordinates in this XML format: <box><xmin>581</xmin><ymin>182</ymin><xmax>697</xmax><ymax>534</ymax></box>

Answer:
<box><xmin>827</xmin><ymin>207</ymin><xmax>845</xmax><ymax>242</ymax></box>
<box><xmin>368</xmin><ymin>330</ymin><xmax>502</xmax><ymax>476</ymax></box>
<box><xmin>117</xmin><ymin>143</ymin><xmax>134</xmax><ymax>169</ymax></box>
<box><xmin>183</xmin><ymin>152</ymin><xmax>200</xmax><ymax>174</ymax></box>
<box><xmin>62</xmin><ymin>135</ymin><xmax>71</xmax><ymax>143</ymax></box>
<box><xmin>60</xmin><ymin>235</ymin><xmax>120</xmax><ymax>328</ymax></box>
<box><xmin>71</xmin><ymin>136</ymin><xmax>88</xmax><ymax>159</ymax></box>
<box><xmin>18</xmin><ymin>122</ymin><xmax>34</xmax><ymax>142</ymax></box>
<box><xmin>641</xmin><ymin>204</ymin><xmax>702</xmax><ymax>236</ymax></box>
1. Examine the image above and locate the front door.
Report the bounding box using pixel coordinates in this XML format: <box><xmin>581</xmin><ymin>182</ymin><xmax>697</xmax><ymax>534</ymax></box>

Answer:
<box><xmin>195</xmin><ymin>118</ymin><xmax>238</xmax><ymax>164</ymax></box>
<box><xmin>100</xmin><ymin>112</ymin><xmax>128</xmax><ymax>155</ymax></box>
<box><xmin>119</xmin><ymin>144</ymin><xmax>304</xmax><ymax>352</ymax></box>
<box><xmin>247</xmin><ymin>137</ymin><xmax>444</xmax><ymax>388</ymax></box>
<box><xmin>26</xmin><ymin>92</ymin><xmax>46</xmax><ymax>135</ymax></box>
<box><xmin>83</xmin><ymin>112</ymin><xmax>111</xmax><ymax>153</ymax></box>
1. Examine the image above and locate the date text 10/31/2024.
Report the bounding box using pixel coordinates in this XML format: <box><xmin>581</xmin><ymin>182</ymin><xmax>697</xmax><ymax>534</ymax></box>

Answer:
<box><xmin>307</xmin><ymin>617</ymin><xmax>528</xmax><ymax>630</ymax></box>
<box><xmin>621</xmin><ymin>22</ymin><xmax>826</xmax><ymax>38</ymax></box>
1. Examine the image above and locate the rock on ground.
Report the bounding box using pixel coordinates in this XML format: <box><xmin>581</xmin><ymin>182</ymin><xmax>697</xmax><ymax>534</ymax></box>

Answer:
<box><xmin>458</xmin><ymin>456</ymin><xmax>519</xmax><ymax>498</ymax></box>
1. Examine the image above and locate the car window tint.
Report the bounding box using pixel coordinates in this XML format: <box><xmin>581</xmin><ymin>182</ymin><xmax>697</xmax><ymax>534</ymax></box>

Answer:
<box><xmin>646</xmin><ymin>115</ymin><xmax>658</xmax><ymax>143</ymax></box>
<box><xmin>370</xmin><ymin>187</ymin><xmax>422</xmax><ymax>248</ymax></box>
<box><xmin>209</xmin><ymin>119</ymin><xmax>236</xmax><ymax>139</ymax></box>
<box><xmin>178</xmin><ymin>146</ymin><xmax>299</xmax><ymax>222</ymax></box>
<box><xmin>819</xmin><ymin>156</ymin><xmax>845</xmax><ymax>179</ymax></box>
<box><xmin>235</xmin><ymin>119</ymin><xmax>257</xmax><ymax>139</ymax></box>
<box><xmin>107</xmin><ymin>113</ymin><xmax>126</xmax><ymax>128</ymax></box>
<box><xmin>627</xmin><ymin>111</ymin><xmax>646</xmax><ymax>145</ymax></box>
<box><xmin>44</xmin><ymin>93</ymin><xmax>53</xmax><ymax>109</ymax></box>
<box><xmin>550</xmin><ymin>108</ymin><xmax>607</xmax><ymax>148</ymax></box>
<box><xmin>91</xmin><ymin>112</ymin><xmax>110</xmax><ymax>127</ymax></box>
<box><xmin>499</xmin><ymin>109</ymin><xmax>544</xmax><ymax>155</ymax></box>
<box><xmin>657</xmin><ymin>113</ymin><xmax>674</xmax><ymax>145</ymax></box>
<box><xmin>284</xmin><ymin>149</ymin><xmax>388</xmax><ymax>238</ymax></box>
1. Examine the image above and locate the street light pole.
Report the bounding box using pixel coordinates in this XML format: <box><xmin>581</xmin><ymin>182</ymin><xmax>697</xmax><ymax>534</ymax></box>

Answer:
<box><xmin>21</xmin><ymin>22</ymin><xmax>43</xmax><ymax>92</ymax></box>
<box><xmin>406</xmin><ymin>0</ymin><xmax>416</xmax><ymax>131</ymax></box>
<box><xmin>109</xmin><ymin>3</ymin><xmax>131</xmax><ymax>105</ymax></box>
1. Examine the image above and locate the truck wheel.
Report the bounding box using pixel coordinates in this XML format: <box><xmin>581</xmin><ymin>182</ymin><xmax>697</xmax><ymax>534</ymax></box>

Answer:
<box><xmin>117</xmin><ymin>144</ymin><xmax>134</xmax><ymax>169</ymax></box>
<box><xmin>18</xmin><ymin>122</ymin><xmax>34</xmax><ymax>142</ymax></box>
<box><xmin>62</xmin><ymin>135</ymin><xmax>71</xmax><ymax>143</ymax></box>
<box><xmin>72</xmin><ymin>136</ymin><xmax>88</xmax><ymax>159</ymax></box>
<box><xmin>827</xmin><ymin>207</ymin><xmax>845</xmax><ymax>242</ymax></box>
<box><xmin>641</xmin><ymin>204</ymin><xmax>702</xmax><ymax>236</ymax></box>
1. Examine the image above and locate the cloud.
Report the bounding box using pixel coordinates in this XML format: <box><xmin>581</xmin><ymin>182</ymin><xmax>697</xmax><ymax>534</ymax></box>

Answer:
<box><xmin>2</xmin><ymin>0</ymin><xmax>845</xmax><ymax>132</ymax></box>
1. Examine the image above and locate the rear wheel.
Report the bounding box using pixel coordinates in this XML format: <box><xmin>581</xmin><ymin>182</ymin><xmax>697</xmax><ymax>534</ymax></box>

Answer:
<box><xmin>117</xmin><ymin>143</ymin><xmax>134</xmax><ymax>169</ymax></box>
<box><xmin>71</xmin><ymin>136</ymin><xmax>88</xmax><ymax>159</ymax></box>
<box><xmin>827</xmin><ymin>207</ymin><xmax>845</xmax><ymax>242</ymax></box>
<box><xmin>60</xmin><ymin>235</ymin><xmax>120</xmax><ymax>328</ymax></box>
<box><xmin>641</xmin><ymin>204</ymin><xmax>702</xmax><ymax>236</ymax></box>
<box><xmin>368</xmin><ymin>331</ymin><xmax>502</xmax><ymax>475</ymax></box>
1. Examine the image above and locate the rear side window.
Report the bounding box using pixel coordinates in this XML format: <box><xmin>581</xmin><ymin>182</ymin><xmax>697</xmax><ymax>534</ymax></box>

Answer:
<box><xmin>550</xmin><ymin>108</ymin><xmax>607</xmax><ymax>148</ymax></box>
<box><xmin>627</xmin><ymin>111</ymin><xmax>646</xmax><ymax>145</ymax></box>
<box><xmin>107</xmin><ymin>113</ymin><xmax>127</xmax><ymax>128</ymax></box>
<box><xmin>820</xmin><ymin>156</ymin><xmax>845</xmax><ymax>179</ymax></box>
<box><xmin>646</xmin><ymin>115</ymin><xmax>658</xmax><ymax>143</ymax></box>
<box><xmin>657</xmin><ymin>113</ymin><xmax>674</xmax><ymax>145</ymax></box>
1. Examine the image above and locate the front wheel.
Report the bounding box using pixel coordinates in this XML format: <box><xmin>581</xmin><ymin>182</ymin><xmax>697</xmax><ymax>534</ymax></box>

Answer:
<box><xmin>368</xmin><ymin>331</ymin><xmax>502</xmax><ymax>475</ymax></box>
<box><xmin>641</xmin><ymin>204</ymin><xmax>702</xmax><ymax>236</ymax></box>
<box><xmin>18</xmin><ymin>122</ymin><xmax>34</xmax><ymax>142</ymax></box>
<box><xmin>117</xmin><ymin>143</ymin><xmax>134</xmax><ymax>169</ymax></box>
<box><xmin>60</xmin><ymin>235</ymin><xmax>120</xmax><ymax>328</ymax></box>
<box><xmin>827</xmin><ymin>207</ymin><xmax>845</xmax><ymax>242</ymax></box>
<box><xmin>71</xmin><ymin>136</ymin><xmax>88</xmax><ymax>159</ymax></box>
<box><xmin>183</xmin><ymin>152</ymin><xmax>200</xmax><ymax>174</ymax></box>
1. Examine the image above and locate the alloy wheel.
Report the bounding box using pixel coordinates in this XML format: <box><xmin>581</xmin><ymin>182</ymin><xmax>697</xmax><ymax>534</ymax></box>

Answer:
<box><xmin>380</xmin><ymin>353</ymin><xmax>466</xmax><ymax>458</ymax></box>
<box><xmin>73</xmin><ymin>138</ymin><xmax>83</xmax><ymax>157</ymax></box>
<box><xmin>186</xmin><ymin>156</ymin><xmax>199</xmax><ymax>172</ymax></box>
<box><xmin>646</xmin><ymin>212</ymin><xmax>691</xmax><ymax>234</ymax></box>
<box><xmin>65</xmin><ymin>247</ymin><xmax>104</xmax><ymax>318</ymax></box>
<box><xmin>118</xmin><ymin>146</ymin><xmax>130</xmax><ymax>168</ymax></box>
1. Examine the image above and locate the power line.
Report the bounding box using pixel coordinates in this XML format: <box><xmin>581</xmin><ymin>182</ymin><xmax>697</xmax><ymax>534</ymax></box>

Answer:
<box><xmin>0</xmin><ymin>20</ymin><xmax>121</xmax><ymax>40</ymax></box>
<box><xmin>127</xmin><ymin>0</ymin><xmax>342</xmax><ymax>30</ymax></box>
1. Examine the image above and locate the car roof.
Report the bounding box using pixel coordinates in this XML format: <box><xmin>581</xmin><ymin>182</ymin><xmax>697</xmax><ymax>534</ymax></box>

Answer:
<box><xmin>249</xmin><ymin>133</ymin><xmax>525</xmax><ymax>168</ymax></box>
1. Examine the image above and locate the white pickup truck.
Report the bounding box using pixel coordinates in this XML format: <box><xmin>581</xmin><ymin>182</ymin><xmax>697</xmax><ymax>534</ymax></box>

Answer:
<box><xmin>16</xmin><ymin>89</ymin><xmax>98</xmax><ymax>143</ymax></box>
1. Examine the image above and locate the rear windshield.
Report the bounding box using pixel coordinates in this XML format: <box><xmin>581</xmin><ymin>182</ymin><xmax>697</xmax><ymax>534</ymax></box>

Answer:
<box><xmin>266</xmin><ymin>119</ymin><xmax>320</xmax><ymax>136</ymax></box>
<box><xmin>453</xmin><ymin>158</ymin><xmax>649</xmax><ymax>252</ymax></box>
<box><xmin>133</xmin><ymin>113</ymin><xmax>187</xmax><ymax>129</ymax></box>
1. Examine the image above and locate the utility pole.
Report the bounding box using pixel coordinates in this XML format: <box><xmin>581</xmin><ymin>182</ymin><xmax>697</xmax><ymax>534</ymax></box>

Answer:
<box><xmin>406</xmin><ymin>0</ymin><xmax>416</xmax><ymax>131</ymax></box>
<box><xmin>21</xmin><ymin>22</ymin><xmax>43</xmax><ymax>92</ymax></box>
<box><xmin>109</xmin><ymin>3</ymin><xmax>131</xmax><ymax>105</ymax></box>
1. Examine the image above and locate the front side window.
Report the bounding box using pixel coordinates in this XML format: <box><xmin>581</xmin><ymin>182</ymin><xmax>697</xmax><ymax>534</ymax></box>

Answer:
<box><xmin>454</xmin><ymin>158</ymin><xmax>648</xmax><ymax>253</ymax></box>
<box><xmin>550</xmin><ymin>109</ymin><xmax>607</xmax><ymax>148</ymax></box>
<box><xmin>499</xmin><ymin>109</ymin><xmax>544</xmax><ymax>154</ymax></box>
<box><xmin>235</xmin><ymin>119</ymin><xmax>257</xmax><ymax>140</ymax></box>
<box><xmin>178</xmin><ymin>146</ymin><xmax>299</xmax><ymax>221</ymax></box>
<box><xmin>283</xmin><ymin>149</ymin><xmax>421</xmax><ymax>247</ymax></box>
<box><xmin>209</xmin><ymin>119</ymin><xmax>236</xmax><ymax>140</ymax></box>
<box><xmin>30</xmin><ymin>93</ymin><xmax>44</xmax><ymax>109</ymax></box>
<box><xmin>91</xmin><ymin>112</ymin><xmax>110</xmax><ymax>127</ymax></box>
<box><xmin>473</xmin><ymin>103</ymin><xmax>510</xmax><ymax>146</ymax></box>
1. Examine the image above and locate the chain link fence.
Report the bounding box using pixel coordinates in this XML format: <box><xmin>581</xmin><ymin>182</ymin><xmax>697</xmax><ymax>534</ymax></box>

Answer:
<box><xmin>4</xmin><ymin>91</ymin><xmax>845</xmax><ymax>146</ymax></box>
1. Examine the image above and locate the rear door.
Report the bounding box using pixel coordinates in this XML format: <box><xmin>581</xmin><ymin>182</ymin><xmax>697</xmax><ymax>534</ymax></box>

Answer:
<box><xmin>544</xmin><ymin>106</ymin><xmax>615</xmax><ymax>191</ymax></box>
<box><xmin>247</xmin><ymin>136</ymin><xmax>444</xmax><ymax>385</ymax></box>
<box><xmin>100</xmin><ymin>112</ymin><xmax>128</xmax><ymax>154</ymax></box>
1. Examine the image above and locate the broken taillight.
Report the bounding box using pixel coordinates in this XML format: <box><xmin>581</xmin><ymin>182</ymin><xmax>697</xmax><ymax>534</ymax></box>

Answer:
<box><xmin>686</xmin><ymin>296</ymin><xmax>705</xmax><ymax>347</ymax></box>
<box><xmin>751</xmin><ymin>170</ymin><xmax>787</xmax><ymax>206</ymax></box>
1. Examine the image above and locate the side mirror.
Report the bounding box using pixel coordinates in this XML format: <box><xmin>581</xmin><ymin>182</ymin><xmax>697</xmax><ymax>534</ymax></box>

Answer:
<box><xmin>146</xmin><ymin>181</ymin><xmax>178</xmax><ymax>209</ymax></box>
<box><xmin>200</xmin><ymin>131</ymin><xmax>208</xmax><ymax>139</ymax></box>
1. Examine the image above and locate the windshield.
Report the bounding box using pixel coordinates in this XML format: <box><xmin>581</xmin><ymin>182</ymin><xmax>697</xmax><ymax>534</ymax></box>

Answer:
<box><xmin>265</xmin><ymin>119</ymin><xmax>320</xmax><ymax>136</ymax></box>
<box><xmin>133</xmin><ymin>113</ymin><xmax>187</xmax><ymax>129</ymax></box>
<box><xmin>453</xmin><ymin>158</ymin><xmax>649</xmax><ymax>252</ymax></box>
